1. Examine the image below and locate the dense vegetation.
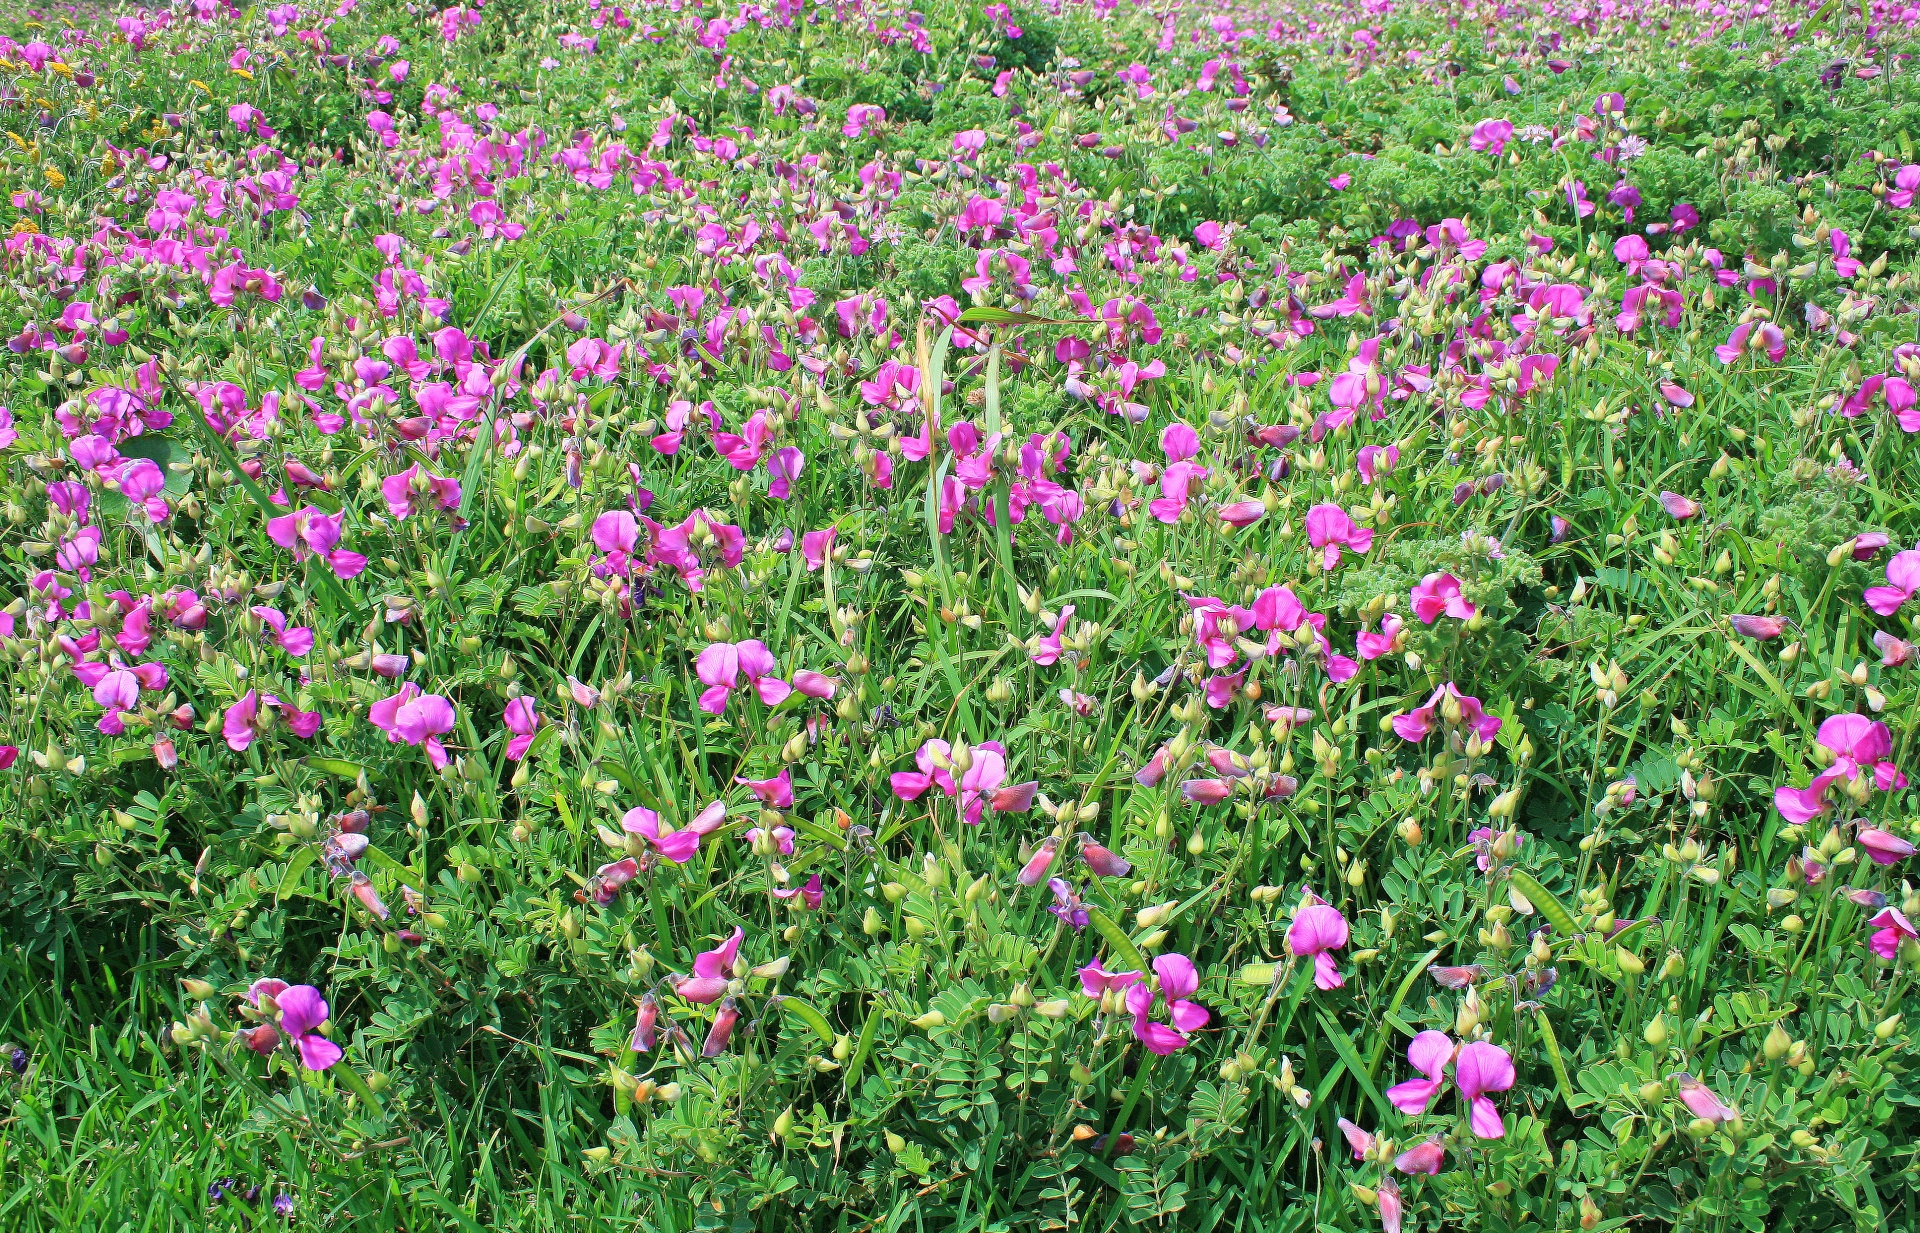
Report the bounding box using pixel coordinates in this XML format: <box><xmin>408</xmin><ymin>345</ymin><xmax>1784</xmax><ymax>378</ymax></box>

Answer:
<box><xmin>3</xmin><ymin>0</ymin><xmax>1920</xmax><ymax>1228</ymax></box>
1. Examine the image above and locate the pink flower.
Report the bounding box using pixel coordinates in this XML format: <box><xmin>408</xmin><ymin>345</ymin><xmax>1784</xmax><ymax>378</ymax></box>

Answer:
<box><xmin>695</xmin><ymin>640</ymin><xmax>789</xmax><ymax>714</ymax></box>
<box><xmin>1305</xmin><ymin>503</ymin><xmax>1374</xmax><ymax>570</ymax></box>
<box><xmin>274</xmin><ymin>985</ymin><xmax>343</xmax><ymax>1071</ymax></box>
<box><xmin>381</xmin><ymin>463</ymin><xmax>462</xmax><ymax>519</ymax></box>
<box><xmin>1673</xmin><ymin>1073</ymin><xmax>1736</xmax><ymax>1124</ymax></box>
<box><xmin>801</xmin><ymin>526</ymin><xmax>836</xmax><ymax>570</ymax></box>
<box><xmin>1411</xmin><ymin>573</ymin><xmax>1474</xmax><ymax>623</ymax></box>
<box><xmin>1031</xmin><ymin>604</ymin><xmax>1074</xmax><ymax>666</ymax></box>
<box><xmin>1393</xmin><ymin>1137</ymin><xmax>1446</xmax><ymax>1175</ymax></box>
<box><xmin>1865</xmin><ymin>550</ymin><xmax>1920</xmax><ymax>616</ymax></box>
<box><xmin>1867</xmin><ymin>907</ymin><xmax>1917</xmax><ymax>958</ymax></box>
<box><xmin>1217</xmin><ymin>498</ymin><xmax>1266</xmax><ymax>528</ymax></box>
<box><xmin>1357</xmin><ymin>444</ymin><xmax>1399</xmax><ymax>484</ymax></box>
<box><xmin>1730</xmin><ymin>615</ymin><xmax>1786</xmax><ymax>640</ymax></box>
<box><xmin>1659</xmin><ymin>491</ymin><xmax>1699</xmax><ymax>519</ymax></box>
<box><xmin>1123</xmin><ymin>953</ymin><xmax>1210</xmax><ymax>1054</ymax></box>
<box><xmin>1453</xmin><ymin>1041</ymin><xmax>1515</xmax><ymax>1138</ymax></box>
<box><xmin>1181</xmin><ymin>778</ymin><xmax>1233</xmax><ymax>804</ymax></box>
<box><xmin>251</xmin><ymin>606</ymin><xmax>314</xmax><ymax>657</ymax></box>
<box><xmin>1285</xmin><ymin>902</ymin><xmax>1350</xmax><ymax>989</ymax></box>
<box><xmin>1077</xmin><ymin>958</ymin><xmax>1144</xmax><ymax>999</ymax></box>
<box><xmin>1378</xmin><ymin>1176</ymin><xmax>1404</xmax><ymax>1233</ymax></box>
<box><xmin>674</xmin><ymin>926</ymin><xmax>744</xmax><ymax>1004</ymax></box>
<box><xmin>1392</xmin><ymin>683</ymin><xmax>1502</xmax><ymax>743</ymax></box>
<box><xmin>622</xmin><ymin>804</ymin><xmax>711</xmax><ymax>864</ymax></box>
<box><xmin>1857</xmin><ymin>826</ymin><xmax>1916</xmax><ymax>865</ymax></box>
<box><xmin>265</xmin><ymin>506</ymin><xmax>367</xmax><ymax>579</ymax></box>
<box><xmin>736</xmin><ymin>767</ymin><xmax>793</xmax><ymax>808</ymax></box>
<box><xmin>368</xmin><ymin>683</ymin><xmax>457</xmax><ymax>769</ymax></box>
<box><xmin>1385</xmin><ymin>1030</ymin><xmax>1455</xmax><ymax>1116</ymax></box>
<box><xmin>503</xmin><ymin>697</ymin><xmax>540</xmax><ymax>760</ymax></box>
<box><xmin>1773</xmin><ymin>713</ymin><xmax>1905</xmax><ymax>823</ymax></box>
<box><xmin>1018</xmin><ymin>836</ymin><xmax>1060</xmax><ymax>886</ymax></box>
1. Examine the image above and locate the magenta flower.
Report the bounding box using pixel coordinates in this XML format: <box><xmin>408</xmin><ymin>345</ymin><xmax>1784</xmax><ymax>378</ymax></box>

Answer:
<box><xmin>1078</xmin><ymin>958</ymin><xmax>1143</xmax><ymax>999</ymax></box>
<box><xmin>503</xmin><ymin>697</ymin><xmax>540</xmax><ymax>760</ymax></box>
<box><xmin>695</xmin><ymin>640</ymin><xmax>790</xmax><ymax>714</ymax></box>
<box><xmin>1385</xmin><ymin>1032</ymin><xmax>1512</xmax><ymax>1138</ymax></box>
<box><xmin>1357</xmin><ymin>444</ymin><xmax>1399</xmax><ymax>484</ymax></box>
<box><xmin>1385</xmin><ymin>1030</ymin><xmax>1455</xmax><ymax>1115</ymax></box>
<box><xmin>1217</xmin><ymin>498</ymin><xmax>1266</xmax><ymax>528</ymax></box>
<box><xmin>222</xmin><ymin>690</ymin><xmax>322</xmax><ymax>751</ymax></box>
<box><xmin>1285</xmin><ymin>902</ymin><xmax>1350</xmax><ymax>989</ymax></box>
<box><xmin>1393</xmin><ymin>1137</ymin><xmax>1446</xmax><ymax>1175</ymax></box>
<box><xmin>1857</xmin><ymin>826</ymin><xmax>1916</xmax><ymax>865</ymax></box>
<box><xmin>368</xmin><ymin>683</ymin><xmax>457</xmax><ymax>769</ymax></box>
<box><xmin>1730</xmin><ymin>615</ymin><xmax>1786</xmax><ymax>640</ymax></box>
<box><xmin>1392</xmin><ymin>684</ymin><xmax>1502</xmax><ymax>744</ymax></box>
<box><xmin>251</xmin><ymin>606</ymin><xmax>314</xmax><ymax>657</ymax></box>
<box><xmin>381</xmin><ymin>463</ymin><xmax>462</xmax><ymax>519</ymax></box>
<box><xmin>888</xmin><ymin>740</ymin><xmax>1030</xmax><ymax>824</ymax></box>
<box><xmin>1123</xmin><ymin>953</ymin><xmax>1210</xmax><ymax>1054</ymax></box>
<box><xmin>1378</xmin><ymin>1175</ymin><xmax>1404</xmax><ymax>1233</ymax></box>
<box><xmin>1410</xmin><ymin>573</ymin><xmax>1475</xmax><ymax>623</ymax></box>
<box><xmin>621</xmin><ymin>804</ymin><xmax>705</xmax><ymax>863</ymax></box>
<box><xmin>1673</xmin><ymin>1073</ymin><xmax>1735</xmax><ymax>1124</ymax></box>
<box><xmin>1772</xmin><ymin>714</ymin><xmax>1906</xmax><ymax>824</ymax></box>
<box><xmin>1078</xmin><ymin>835</ymin><xmax>1131</xmax><ymax>877</ymax></box>
<box><xmin>1659</xmin><ymin>491</ymin><xmax>1699</xmax><ymax>519</ymax></box>
<box><xmin>630</xmin><ymin>993</ymin><xmax>661</xmax><ymax>1052</ymax></box>
<box><xmin>1018</xmin><ymin>836</ymin><xmax>1060</xmax><ymax>886</ymax></box>
<box><xmin>1305</xmin><ymin>503</ymin><xmax>1374</xmax><ymax>570</ymax></box>
<box><xmin>274</xmin><ymin>985</ymin><xmax>343</xmax><ymax>1071</ymax></box>
<box><xmin>1454</xmin><ymin>1041</ymin><xmax>1516</xmax><ymax>1138</ymax></box>
<box><xmin>266</xmin><ymin>506</ymin><xmax>368</xmax><ymax>579</ymax></box>
<box><xmin>1181</xmin><ymin>778</ymin><xmax>1233</xmax><ymax>804</ymax></box>
<box><xmin>1031</xmin><ymin>604</ymin><xmax>1075</xmax><ymax>666</ymax></box>
<box><xmin>1868</xmin><ymin>907</ymin><xmax>1917</xmax><ymax>958</ymax></box>
<box><xmin>1865</xmin><ymin>550</ymin><xmax>1920</xmax><ymax>616</ymax></box>
<box><xmin>736</xmin><ymin>767</ymin><xmax>793</xmax><ymax>808</ymax></box>
<box><xmin>801</xmin><ymin>526</ymin><xmax>836</xmax><ymax>570</ymax></box>
<box><xmin>674</xmin><ymin>926</ymin><xmax>744</xmax><ymax>1004</ymax></box>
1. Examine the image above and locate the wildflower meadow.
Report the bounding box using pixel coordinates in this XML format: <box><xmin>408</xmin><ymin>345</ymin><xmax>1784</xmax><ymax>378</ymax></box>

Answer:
<box><xmin>4</xmin><ymin>0</ymin><xmax>1920</xmax><ymax>1228</ymax></box>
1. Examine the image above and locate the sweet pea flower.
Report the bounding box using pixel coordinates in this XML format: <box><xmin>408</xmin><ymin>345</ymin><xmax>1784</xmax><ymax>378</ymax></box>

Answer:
<box><xmin>696</xmin><ymin>640</ymin><xmax>790</xmax><ymax>714</ymax></box>
<box><xmin>1385</xmin><ymin>1032</ymin><xmax>1513</xmax><ymax>1138</ymax></box>
<box><xmin>1673</xmin><ymin>1073</ymin><xmax>1736</xmax><ymax>1124</ymax></box>
<box><xmin>1454</xmin><ymin>1041</ymin><xmax>1516</xmax><ymax>1137</ymax></box>
<box><xmin>1031</xmin><ymin>604</ymin><xmax>1075</xmax><ymax>666</ymax></box>
<box><xmin>266</xmin><ymin>506</ymin><xmax>368</xmax><ymax>579</ymax></box>
<box><xmin>1857</xmin><ymin>826</ymin><xmax>1916</xmax><ymax>865</ymax></box>
<box><xmin>251</xmin><ymin>606</ymin><xmax>314</xmax><ymax>657</ymax></box>
<box><xmin>736</xmin><ymin>767</ymin><xmax>794</xmax><ymax>808</ymax></box>
<box><xmin>1659</xmin><ymin>491</ymin><xmax>1699</xmax><ymax>520</ymax></box>
<box><xmin>1411</xmin><ymin>573</ymin><xmax>1475</xmax><ymax>623</ymax></box>
<box><xmin>1392</xmin><ymin>684</ymin><xmax>1502</xmax><ymax>743</ymax></box>
<box><xmin>1865</xmin><ymin>550</ymin><xmax>1920</xmax><ymax>616</ymax></box>
<box><xmin>1773</xmin><ymin>714</ymin><xmax>1906</xmax><ymax>824</ymax></box>
<box><xmin>1387</xmin><ymin>1030</ymin><xmax>1452</xmax><ymax>1113</ymax></box>
<box><xmin>1867</xmin><ymin>907</ymin><xmax>1917</xmax><ymax>958</ymax></box>
<box><xmin>503</xmin><ymin>697</ymin><xmax>540</xmax><ymax>760</ymax></box>
<box><xmin>273</xmin><ymin>985</ymin><xmax>343</xmax><ymax>1071</ymax></box>
<box><xmin>1123</xmin><ymin>953</ymin><xmax>1210</xmax><ymax>1054</ymax></box>
<box><xmin>381</xmin><ymin>463</ymin><xmax>462</xmax><ymax>519</ymax></box>
<box><xmin>1077</xmin><ymin>958</ymin><xmax>1143</xmax><ymax>999</ymax></box>
<box><xmin>1730</xmin><ymin>615</ymin><xmax>1786</xmax><ymax>640</ymax></box>
<box><xmin>674</xmin><ymin>926</ymin><xmax>744</xmax><ymax>1004</ymax></box>
<box><xmin>1305</xmin><ymin>503</ymin><xmax>1373</xmax><ymax>570</ymax></box>
<box><xmin>1285</xmin><ymin>901</ymin><xmax>1350</xmax><ymax>989</ymax></box>
<box><xmin>1380</xmin><ymin>1135</ymin><xmax>1442</xmax><ymax>1181</ymax></box>
<box><xmin>368</xmin><ymin>683</ymin><xmax>457</xmax><ymax>768</ymax></box>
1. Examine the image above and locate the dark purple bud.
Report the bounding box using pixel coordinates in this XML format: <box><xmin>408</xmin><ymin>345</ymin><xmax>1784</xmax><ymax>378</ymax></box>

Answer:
<box><xmin>1478</xmin><ymin>472</ymin><xmax>1506</xmax><ymax>495</ymax></box>
<box><xmin>1452</xmin><ymin>481</ymin><xmax>1474</xmax><ymax>506</ymax></box>
<box><xmin>301</xmin><ymin>288</ymin><xmax>327</xmax><ymax>311</ymax></box>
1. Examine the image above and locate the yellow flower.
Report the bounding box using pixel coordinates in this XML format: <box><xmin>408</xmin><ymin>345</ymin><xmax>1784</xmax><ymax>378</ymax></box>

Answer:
<box><xmin>188</xmin><ymin>79</ymin><xmax>210</xmax><ymax>92</ymax></box>
<box><xmin>231</xmin><ymin>67</ymin><xmax>254</xmax><ymax>80</ymax></box>
<box><xmin>4</xmin><ymin>131</ymin><xmax>27</xmax><ymax>151</ymax></box>
<box><xmin>11</xmin><ymin>219</ymin><xmax>39</xmax><ymax>236</ymax></box>
<box><xmin>43</xmin><ymin>166</ymin><xmax>65</xmax><ymax>189</ymax></box>
<box><xmin>49</xmin><ymin>61</ymin><xmax>72</xmax><ymax>78</ymax></box>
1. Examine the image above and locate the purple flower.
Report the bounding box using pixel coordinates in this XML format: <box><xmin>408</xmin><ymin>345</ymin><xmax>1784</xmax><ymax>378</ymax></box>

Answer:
<box><xmin>275</xmin><ymin>985</ymin><xmax>343</xmax><ymax>1071</ymax></box>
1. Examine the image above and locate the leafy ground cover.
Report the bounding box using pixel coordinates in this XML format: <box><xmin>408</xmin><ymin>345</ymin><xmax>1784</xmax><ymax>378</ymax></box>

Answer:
<box><xmin>2</xmin><ymin>0</ymin><xmax>1920</xmax><ymax>1228</ymax></box>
